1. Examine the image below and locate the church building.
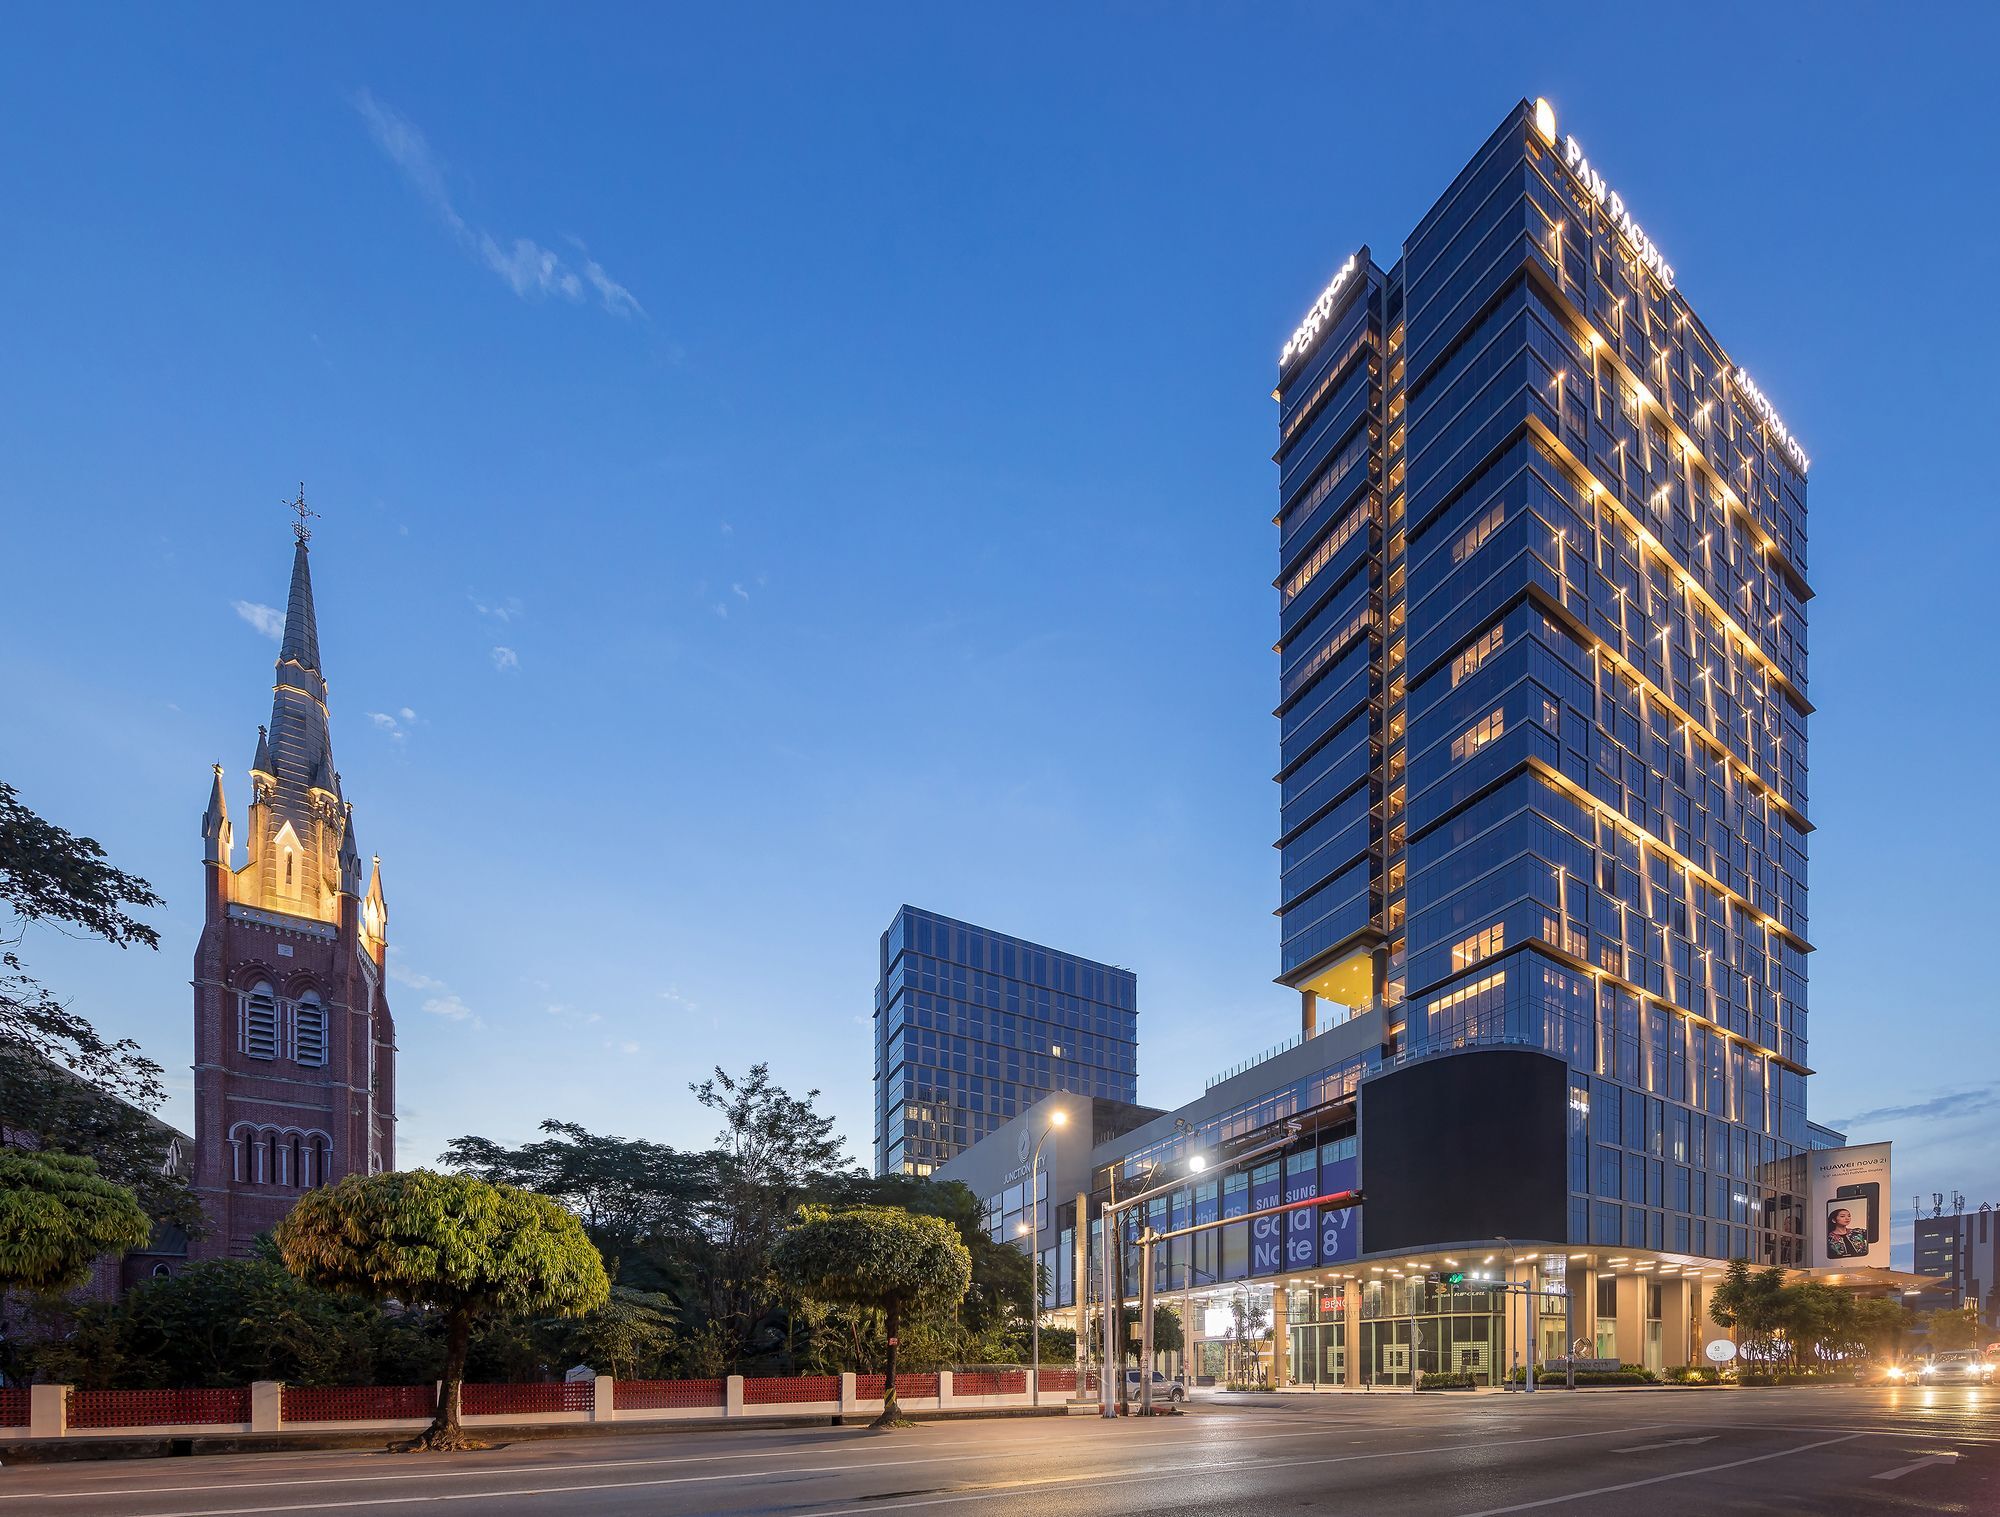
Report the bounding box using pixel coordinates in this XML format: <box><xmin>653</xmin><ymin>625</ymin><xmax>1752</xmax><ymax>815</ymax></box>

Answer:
<box><xmin>191</xmin><ymin>507</ymin><xmax>396</xmax><ymax>1257</ymax></box>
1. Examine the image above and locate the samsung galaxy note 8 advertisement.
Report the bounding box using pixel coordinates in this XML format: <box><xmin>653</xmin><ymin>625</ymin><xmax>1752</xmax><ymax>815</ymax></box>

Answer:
<box><xmin>1808</xmin><ymin>1142</ymin><xmax>1891</xmax><ymax>1268</ymax></box>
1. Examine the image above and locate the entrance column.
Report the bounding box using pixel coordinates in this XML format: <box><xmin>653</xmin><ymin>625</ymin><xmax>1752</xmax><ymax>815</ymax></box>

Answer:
<box><xmin>1345</xmin><ymin>1284</ymin><xmax>1362</xmax><ymax>1386</ymax></box>
<box><xmin>1270</xmin><ymin>1286</ymin><xmax>1288</xmax><ymax>1387</ymax></box>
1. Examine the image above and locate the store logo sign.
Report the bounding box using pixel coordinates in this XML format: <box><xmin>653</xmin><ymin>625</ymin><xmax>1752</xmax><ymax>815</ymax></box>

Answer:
<box><xmin>1280</xmin><ymin>253</ymin><xmax>1360</xmax><ymax>368</ymax></box>
<box><xmin>1561</xmin><ymin>134</ymin><xmax>1677</xmax><ymax>291</ymax></box>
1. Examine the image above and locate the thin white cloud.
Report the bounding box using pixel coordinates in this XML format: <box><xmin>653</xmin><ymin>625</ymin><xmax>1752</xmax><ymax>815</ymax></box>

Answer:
<box><xmin>731</xmin><ymin>583</ymin><xmax>750</xmax><ymax>601</ymax></box>
<box><xmin>353</xmin><ymin>89</ymin><xmax>642</xmax><ymax>317</ymax></box>
<box><xmin>385</xmin><ymin>954</ymin><xmax>484</xmax><ymax>1028</ymax></box>
<box><xmin>472</xmin><ymin>595</ymin><xmax>523</xmax><ymax>623</ymax></box>
<box><xmin>423</xmin><ymin>993</ymin><xmax>477</xmax><ymax>1023</ymax></box>
<box><xmin>658</xmin><ymin>987</ymin><xmax>698</xmax><ymax>1013</ymax></box>
<box><xmin>232</xmin><ymin>601</ymin><xmax>284</xmax><ymax>641</ymax></box>
<box><xmin>367</xmin><ymin>707</ymin><xmax>421</xmax><ymax>744</ymax></box>
<box><xmin>491</xmin><ymin>645</ymin><xmax>520</xmax><ymax>672</ymax></box>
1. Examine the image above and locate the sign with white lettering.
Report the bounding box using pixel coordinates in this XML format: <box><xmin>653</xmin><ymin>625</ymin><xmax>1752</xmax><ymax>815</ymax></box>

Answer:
<box><xmin>1251</xmin><ymin>1213</ymin><xmax>1284</xmax><ymax>1274</ymax></box>
<box><xmin>1561</xmin><ymin>134</ymin><xmax>1676</xmax><ymax>291</ymax></box>
<box><xmin>1279</xmin><ymin>253</ymin><xmax>1361</xmax><ymax>369</ymax></box>
<box><xmin>1731</xmin><ymin>368</ymin><xmax>1811</xmax><ymax>475</ymax></box>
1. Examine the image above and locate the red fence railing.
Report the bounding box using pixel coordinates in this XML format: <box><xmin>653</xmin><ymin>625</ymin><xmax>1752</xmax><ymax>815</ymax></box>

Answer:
<box><xmin>68</xmin><ymin>1389</ymin><xmax>250</xmax><ymax>1429</ymax></box>
<box><xmin>744</xmin><ymin>1375</ymin><xmax>839</xmax><ymax>1405</ymax></box>
<box><xmin>614</xmin><ymin>1378</ymin><xmax>726</xmax><ymax>1410</ymax></box>
<box><xmin>856</xmin><ymin>1372</ymin><xmax>938</xmax><ymax>1400</ymax></box>
<box><xmin>952</xmin><ymin>1371</ymin><xmax>1026</xmax><ymax>1396</ymax></box>
<box><xmin>283</xmin><ymin>1385</ymin><xmax>435</xmax><ymax>1422</ymax></box>
<box><xmin>1038</xmin><ymin>1369</ymin><xmax>1077</xmax><ymax>1391</ymax></box>
<box><xmin>0</xmin><ymin>1389</ymin><xmax>28</xmax><ymax>1427</ymax></box>
<box><xmin>462</xmin><ymin>1381</ymin><xmax>593</xmax><ymax>1416</ymax></box>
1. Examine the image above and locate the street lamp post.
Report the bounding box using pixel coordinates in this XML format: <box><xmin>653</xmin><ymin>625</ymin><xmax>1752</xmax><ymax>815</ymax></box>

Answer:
<box><xmin>1020</xmin><ymin>1108</ymin><xmax>1068</xmax><ymax>1408</ymax></box>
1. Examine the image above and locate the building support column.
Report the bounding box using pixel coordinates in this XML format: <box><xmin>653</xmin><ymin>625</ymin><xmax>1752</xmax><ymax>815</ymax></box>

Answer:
<box><xmin>1270</xmin><ymin>1287</ymin><xmax>1288</xmax><ymax>1388</ymax></box>
<box><xmin>1300</xmin><ymin>989</ymin><xmax>1317</xmax><ymax>1040</ymax></box>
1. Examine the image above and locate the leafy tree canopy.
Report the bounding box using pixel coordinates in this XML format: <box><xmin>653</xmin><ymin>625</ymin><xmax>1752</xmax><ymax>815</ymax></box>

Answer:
<box><xmin>276</xmin><ymin>1170</ymin><xmax>609</xmax><ymax>1320</ymax></box>
<box><xmin>0</xmin><ymin>1149</ymin><xmax>152</xmax><ymax>1292</ymax></box>
<box><xmin>276</xmin><ymin>1170</ymin><xmax>609</xmax><ymax>1448</ymax></box>
<box><xmin>771</xmin><ymin>1204</ymin><xmax>971</xmax><ymax>1318</ymax></box>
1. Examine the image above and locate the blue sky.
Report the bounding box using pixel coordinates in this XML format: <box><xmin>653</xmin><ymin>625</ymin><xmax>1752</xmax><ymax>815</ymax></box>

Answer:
<box><xmin>3</xmin><ymin>5</ymin><xmax>1996</xmax><ymax>1265</ymax></box>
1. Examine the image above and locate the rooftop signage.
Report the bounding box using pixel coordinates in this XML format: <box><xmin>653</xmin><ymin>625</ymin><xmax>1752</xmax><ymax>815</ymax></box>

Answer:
<box><xmin>1732</xmin><ymin>367</ymin><xmax>1811</xmax><ymax>474</ymax></box>
<box><xmin>1279</xmin><ymin>252</ymin><xmax>1361</xmax><ymax>369</ymax></box>
<box><xmin>1535</xmin><ymin>98</ymin><xmax>1676</xmax><ymax>292</ymax></box>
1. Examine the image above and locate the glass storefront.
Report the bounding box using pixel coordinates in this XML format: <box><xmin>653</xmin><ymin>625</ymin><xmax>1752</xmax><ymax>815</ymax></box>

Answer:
<box><xmin>1285</xmin><ymin>1283</ymin><xmax>1347</xmax><ymax>1387</ymax></box>
<box><xmin>1357</xmin><ymin>1278</ymin><xmax>1504</xmax><ymax>1386</ymax></box>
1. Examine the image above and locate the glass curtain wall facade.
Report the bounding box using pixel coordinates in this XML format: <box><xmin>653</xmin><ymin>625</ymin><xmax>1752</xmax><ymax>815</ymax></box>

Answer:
<box><xmin>1272</xmin><ymin>100</ymin><xmax>1814</xmax><ymax>1265</ymax></box>
<box><xmin>874</xmin><ymin>906</ymin><xmax>1138</xmax><ymax>1176</ymax></box>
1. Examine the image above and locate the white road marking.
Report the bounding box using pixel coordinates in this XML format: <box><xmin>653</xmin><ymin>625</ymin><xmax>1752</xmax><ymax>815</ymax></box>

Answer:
<box><xmin>0</xmin><ymin>1417</ymin><xmax>1462</xmax><ymax>1505</ymax></box>
<box><xmin>1872</xmin><ymin>1451</ymin><xmax>1960</xmax><ymax>1480</ymax></box>
<box><xmin>91</xmin><ymin>1422</ymin><xmax>1674</xmax><ymax>1517</ymax></box>
<box><xmin>1451</xmin><ymin>1433</ymin><xmax>1869</xmax><ymax>1515</ymax></box>
<box><xmin>1610</xmin><ymin>1435</ymin><xmax>1717</xmax><ymax>1453</ymax></box>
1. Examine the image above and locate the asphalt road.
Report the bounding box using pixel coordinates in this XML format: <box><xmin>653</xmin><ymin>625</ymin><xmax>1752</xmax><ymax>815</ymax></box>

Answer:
<box><xmin>5</xmin><ymin>1386</ymin><xmax>1994</xmax><ymax>1516</ymax></box>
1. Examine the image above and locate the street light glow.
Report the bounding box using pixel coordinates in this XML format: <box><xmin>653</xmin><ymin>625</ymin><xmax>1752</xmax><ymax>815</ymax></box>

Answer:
<box><xmin>1187</xmin><ymin>1153</ymin><xmax>1208</xmax><ymax>1172</ymax></box>
<box><xmin>1050</xmin><ymin>1109</ymin><xmax>1068</xmax><ymax>1127</ymax></box>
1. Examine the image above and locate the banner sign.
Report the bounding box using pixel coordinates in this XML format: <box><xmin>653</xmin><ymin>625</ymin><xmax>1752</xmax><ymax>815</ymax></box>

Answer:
<box><xmin>1808</xmin><ymin>1142</ymin><xmax>1891</xmax><ymax>1268</ymax></box>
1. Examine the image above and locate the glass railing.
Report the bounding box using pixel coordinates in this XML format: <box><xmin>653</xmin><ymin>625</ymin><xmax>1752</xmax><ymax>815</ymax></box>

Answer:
<box><xmin>1205</xmin><ymin>1001</ymin><xmax>1382</xmax><ymax>1089</ymax></box>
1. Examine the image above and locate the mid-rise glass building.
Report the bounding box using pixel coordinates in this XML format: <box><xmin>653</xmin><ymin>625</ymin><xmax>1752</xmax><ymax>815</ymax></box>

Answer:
<box><xmin>873</xmin><ymin>906</ymin><xmax>1138</xmax><ymax>1176</ymax></box>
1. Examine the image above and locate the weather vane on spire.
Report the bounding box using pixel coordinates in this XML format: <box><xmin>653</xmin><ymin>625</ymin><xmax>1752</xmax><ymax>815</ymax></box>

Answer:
<box><xmin>288</xmin><ymin>482</ymin><xmax>320</xmax><ymax>546</ymax></box>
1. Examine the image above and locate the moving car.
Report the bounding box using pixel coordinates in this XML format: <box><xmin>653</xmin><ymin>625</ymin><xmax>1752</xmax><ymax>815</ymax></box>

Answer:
<box><xmin>1919</xmin><ymin>1351</ymin><xmax>1995</xmax><ymax>1385</ymax></box>
<box><xmin>1123</xmin><ymin>1369</ymin><xmax>1187</xmax><ymax>1403</ymax></box>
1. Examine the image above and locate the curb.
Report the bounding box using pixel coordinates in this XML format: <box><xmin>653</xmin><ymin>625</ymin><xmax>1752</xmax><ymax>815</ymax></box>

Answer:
<box><xmin>0</xmin><ymin>1403</ymin><xmax>1078</xmax><ymax>1466</ymax></box>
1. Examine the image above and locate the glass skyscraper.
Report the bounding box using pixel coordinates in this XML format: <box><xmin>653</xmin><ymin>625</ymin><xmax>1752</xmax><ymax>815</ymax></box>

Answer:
<box><xmin>873</xmin><ymin>906</ymin><xmax>1138</xmax><ymax>1176</ymax></box>
<box><xmin>1273</xmin><ymin>97</ymin><xmax>1813</xmax><ymax>1265</ymax></box>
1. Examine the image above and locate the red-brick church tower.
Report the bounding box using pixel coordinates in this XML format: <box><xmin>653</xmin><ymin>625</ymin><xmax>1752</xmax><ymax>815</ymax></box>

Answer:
<box><xmin>192</xmin><ymin>500</ymin><xmax>396</xmax><ymax>1257</ymax></box>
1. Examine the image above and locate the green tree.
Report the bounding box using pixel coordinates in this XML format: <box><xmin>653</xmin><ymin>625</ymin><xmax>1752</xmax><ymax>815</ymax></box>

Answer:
<box><xmin>0</xmin><ymin>1149</ymin><xmax>151</xmax><ymax>1292</ymax></box>
<box><xmin>441</xmin><ymin>1121</ymin><xmax>708</xmax><ymax>1281</ymax></box>
<box><xmin>275</xmin><ymin>1170</ymin><xmax>608</xmax><ymax>1449</ymax></box>
<box><xmin>1923</xmin><ymin>1305</ymin><xmax>1983</xmax><ymax>1353</ymax></box>
<box><xmin>1850</xmin><ymin>1297</ymin><xmax>1914</xmax><ymax>1362</ymax></box>
<box><xmin>771</xmin><ymin>1204</ymin><xmax>971</xmax><ymax>1427</ymax></box>
<box><xmin>692</xmin><ymin>1065</ymin><xmax>852</xmax><ymax>1347</ymax></box>
<box><xmin>1708</xmin><ymin>1259</ymin><xmax>1789</xmax><ymax>1365</ymax></box>
<box><xmin>0</xmin><ymin>783</ymin><xmax>197</xmax><ymax>1230</ymax></box>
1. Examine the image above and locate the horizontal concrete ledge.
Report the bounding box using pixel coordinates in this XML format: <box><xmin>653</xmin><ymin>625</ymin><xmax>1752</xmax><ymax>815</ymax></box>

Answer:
<box><xmin>0</xmin><ymin>1403</ymin><xmax>1077</xmax><ymax>1465</ymax></box>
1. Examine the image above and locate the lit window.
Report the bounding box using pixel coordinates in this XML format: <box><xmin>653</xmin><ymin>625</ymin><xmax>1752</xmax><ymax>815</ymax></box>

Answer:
<box><xmin>1450</xmin><ymin>709</ymin><xmax>1505</xmax><ymax>764</ymax></box>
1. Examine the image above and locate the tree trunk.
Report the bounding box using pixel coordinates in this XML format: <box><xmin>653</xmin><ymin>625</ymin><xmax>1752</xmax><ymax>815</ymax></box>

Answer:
<box><xmin>418</xmin><ymin>1306</ymin><xmax>479</xmax><ymax>1450</ymax></box>
<box><xmin>872</xmin><ymin>1297</ymin><xmax>907</xmax><ymax>1429</ymax></box>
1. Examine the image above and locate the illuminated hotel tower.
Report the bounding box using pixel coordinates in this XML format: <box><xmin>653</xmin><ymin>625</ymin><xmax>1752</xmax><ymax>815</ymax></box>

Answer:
<box><xmin>1272</xmin><ymin>98</ymin><xmax>1813</xmax><ymax>1264</ymax></box>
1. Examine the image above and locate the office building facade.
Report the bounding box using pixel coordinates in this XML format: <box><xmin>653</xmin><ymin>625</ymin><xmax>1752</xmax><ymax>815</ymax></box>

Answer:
<box><xmin>1915</xmin><ymin>1208</ymin><xmax>2000</xmax><ymax>1329</ymax></box>
<box><xmin>948</xmin><ymin>97</ymin><xmax>1840</xmax><ymax>1388</ymax></box>
<box><xmin>1271</xmin><ymin>95</ymin><xmax>1813</xmax><ymax>1262</ymax></box>
<box><xmin>873</xmin><ymin>906</ymin><xmax>1137</xmax><ymax>1176</ymax></box>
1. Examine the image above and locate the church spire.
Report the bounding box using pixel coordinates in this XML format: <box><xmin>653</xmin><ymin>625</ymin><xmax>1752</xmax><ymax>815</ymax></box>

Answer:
<box><xmin>201</xmin><ymin>764</ymin><xmax>231</xmax><ymax>866</ymax></box>
<box><xmin>280</xmin><ymin>486</ymin><xmax>323</xmax><ymax>674</ymax></box>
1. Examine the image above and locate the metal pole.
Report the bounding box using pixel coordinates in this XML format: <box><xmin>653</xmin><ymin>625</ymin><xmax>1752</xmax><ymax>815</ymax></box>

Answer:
<box><xmin>1565</xmin><ymin>1283</ymin><xmax>1576</xmax><ymax>1390</ymax></box>
<box><xmin>1138</xmin><ymin>1229</ymin><xmax>1156</xmax><ymax>1414</ymax></box>
<box><xmin>1028</xmin><ymin>1129</ymin><xmax>1045</xmax><ymax>1408</ymax></box>
<box><xmin>1524</xmin><ymin>1255</ymin><xmax>1537</xmax><ymax>1394</ymax></box>
<box><xmin>1100</xmin><ymin>1168</ymin><xmax>1119</xmax><ymax>1418</ymax></box>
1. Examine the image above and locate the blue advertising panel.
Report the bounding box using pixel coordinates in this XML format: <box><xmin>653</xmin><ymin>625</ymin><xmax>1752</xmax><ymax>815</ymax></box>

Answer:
<box><xmin>1286</xmin><ymin>1203</ymin><xmax>1317</xmax><ymax>1268</ymax></box>
<box><xmin>1222</xmin><ymin>1220</ymin><xmax>1249</xmax><ymax>1280</ymax></box>
<box><xmin>1318</xmin><ymin>1202</ymin><xmax>1359</xmax><ymax>1265</ymax></box>
<box><xmin>1193</xmin><ymin>1181</ymin><xmax>1220</xmax><ymax>1226</ymax></box>
<box><xmin>1250</xmin><ymin>1161</ymin><xmax>1281</xmax><ymax>1214</ymax></box>
<box><xmin>1320</xmin><ymin>1153</ymin><xmax>1358</xmax><ymax>1198</ymax></box>
<box><xmin>1250</xmin><ymin>1211</ymin><xmax>1284</xmax><ymax>1275</ymax></box>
